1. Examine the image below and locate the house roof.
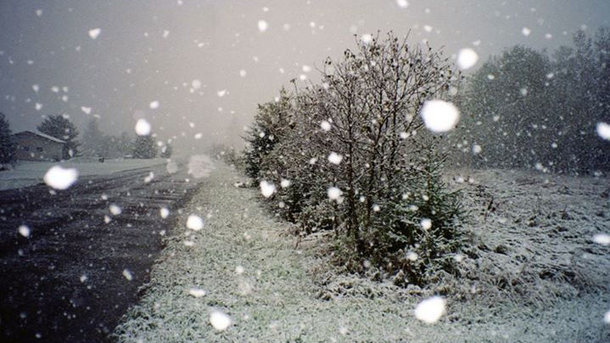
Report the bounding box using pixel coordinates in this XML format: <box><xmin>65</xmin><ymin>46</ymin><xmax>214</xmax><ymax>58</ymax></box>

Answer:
<box><xmin>14</xmin><ymin>130</ymin><xmax>66</xmax><ymax>144</ymax></box>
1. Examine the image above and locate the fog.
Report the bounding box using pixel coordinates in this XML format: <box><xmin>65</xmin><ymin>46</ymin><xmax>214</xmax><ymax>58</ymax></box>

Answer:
<box><xmin>1</xmin><ymin>0</ymin><xmax>609</xmax><ymax>152</ymax></box>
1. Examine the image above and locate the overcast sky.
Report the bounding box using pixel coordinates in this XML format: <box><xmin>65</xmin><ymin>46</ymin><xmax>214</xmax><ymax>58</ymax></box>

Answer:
<box><xmin>1</xmin><ymin>0</ymin><xmax>609</xmax><ymax>151</ymax></box>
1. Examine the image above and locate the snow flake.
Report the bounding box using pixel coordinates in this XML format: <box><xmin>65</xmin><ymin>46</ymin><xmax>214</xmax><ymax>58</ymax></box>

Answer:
<box><xmin>309</xmin><ymin>157</ymin><xmax>318</xmax><ymax>165</ymax></box>
<box><xmin>522</xmin><ymin>27</ymin><xmax>531</xmax><ymax>36</ymax></box>
<box><xmin>520</xmin><ymin>88</ymin><xmax>528</xmax><ymax>96</ymax></box>
<box><xmin>373</xmin><ymin>204</ymin><xmax>381</xmax><ymax>212</ymax></box>
<box><xmin>604</xmin><ymin>310</ymin><xmax>610</xmax><ymax>324</ymax></box>
<box><xmin>327</xmin><ymin>187</ymin><xmax>343</xmax><ymax>201</ymax></box>
<box><xmin>35</xmin><ymin>103</ymin><xmax>43</xmax><ymax>111</ymax></box>
<box><xmin>258</xmin><ymin>20</ymin><xmax>268</xmax><ymax>32</ymax></box>
<box><xmin>163</xmin><ymin>30</ymin><xmax>170</xmax><ymax>38</ymax></box>
<box><xmin>122</xmin><ymin>269</ymin><xmax>133</xmax><ymax>281</ymax></box>
<box><xmin>217</xmin><ymin>89</ymin><xmax>227</xmax><ymax>97</ymax></box>
<box><xmin>135</xmin><ymin>119</ymin><xmax>151</xmax><ymax>136</ymax></box>
<box><xmin>596</xmin><ymin>122</ymin><xmax>610</xmax><ymax>141</ymax></box>
<box><xmin>210</xmin><ymin>310</ymin><xmax>232</xmax><ymax>331</ymax></box>
<box><xmin>186</xmin><ymin>215</ymin><xmax>204</xmax><ymax>231</ymax></box>
<box><xmin>260</xmin><ymin>180</ymin><xmax>276</xmax><ymax>198</ymax></box>
<box><xmin>144</xmin><ymin>171</ymin><xmax>154</xmax><ymax>183</ymax></box>
<box><xmin>420</xmin><ymin>218</ymin><xmax>432</xmax><ymax>230</ymax></box>
<box><xmin>235</xmin><ymin>265</ymin><xmax>245</xmax><ymax>274</ymax></box>
<box><xmin>361</xmin><ymin>34</ymin><xmax>373</xmax><ymax>44</ymax></box>
<box><xmin>239</xmin><ymin>69</ymin><xmax>247</xmax><ymax>77</ymax></box>
<box><xmin>18</xmin><ymin>225</ymin><xmax>30</xmax><ymax>238</ymax></box>
<box><xmin>420</xmin><ymin>100</ymin><xmax>460</xmax><ymax>133</ymax></box>
<box><xmin>320</xmin><ymin>121</ymin><xmax>332</xmax><ymax>132</ymax></box>
<box><xmin>472</xmin><ymin>144</ymin><xmax>482</xmax><ymax>154</ymax></box>
<box><xmin>396</xmin><ymin>0</ymin><xmax>409</xmax><ymax>8</ymax></box>
<box><xmin>149</xmin><ymin>100</ymin><xmax>160</xmax><ymax>109</ymax></box>
<box><xmin>191</xmin><ymin>79</ymin><xmax>202</xmax><ymax>90</ymax></box>
<box><xmin>81</xmin><ymin>106</ymin><xmax>92</xmax><ymax>114</ymax></box>
<box><xmin>457</xmin><ymin>48</ymin><xmax>478</xmax><ymax>70</ymax></box>
<box><xmin>593</xmin><ymin>233</ymin><xmax>610</xmax><ymax>246</ymax></box>
<box><xmin>79</xmin><ymin>275</ymin><xmax>88</xmax><ymax>283</ymax></box>
<box><xmin>36</xmin><ymin>9</ymin><xmax>43</xmax><ymax>17</ymax></box>
<box><xmin>88</xmin><ymin>28</ymin><xmax>101</xmax><ymax>40</ymax></box>
<box><xmin>160</xmin><ymin>207</ymin><xmax>170</xmax><ymax>219</ymax></box>
<box><xmin>32</xmin><ymin>84</ymin><xmax>39</xmax><ymax>93</ymax></box>
<box><xmin>44</xmin><ymin>166</ymin><xmax>78</xmax><ymax>190</ymax></box>
<box><xmin>109</xmin><ymin>204</ymin><xmax>122</xmax><ymax>215</ymax></box>
<box><xmin>280</xmin><ymin>179</ymin><xmax>291</xmax><ymax>188</ymax></box>
<box><xmin>188</xmin><ymin>287</ymin><xmax>206</xmax><ymax>298</ymax></box>
<box><xmin>104</xmin><ymin>215</ymin><xmax>111</xmax><ymax>224</ymax></box>
<box><xmin>414</xmin><ymin>296</ymin><xmax>446</xmax><ymax>324</ymax></box>
<box><xmin>302</xmin><ymin>65</ymin><xmax>312</xmax><ymax>73</ymax></box>
<box><xmin>194</xmin><ymin>133</ymin><xmax>203</xmax><ymax>139</ymax></box>
<box><xmin>406</xmin><ymin>251</ymin><xmax>418</xmax><ymax>261</ymax></box>
<box><xmin>328</xmin><ymin>152</ymin><xmax>343</xmax><ymax>165</ymax></box>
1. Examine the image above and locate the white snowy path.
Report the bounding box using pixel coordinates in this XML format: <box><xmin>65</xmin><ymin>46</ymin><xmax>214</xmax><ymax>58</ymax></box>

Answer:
<box><xmin>0</xmin><ymin>158</ymin><xmax>165</xmax><ymax>190</ymax></box>
<box><xmin>114</xmin><ymin>163</ymin><xmax>609</xmax><ymax>342</ymax></box>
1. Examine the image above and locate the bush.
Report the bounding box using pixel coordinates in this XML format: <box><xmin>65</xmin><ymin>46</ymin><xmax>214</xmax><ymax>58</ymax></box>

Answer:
<box><xmin>245</xmin><ymin>32</ymin><xmax>465</xmax><ymax>286</ymax></box>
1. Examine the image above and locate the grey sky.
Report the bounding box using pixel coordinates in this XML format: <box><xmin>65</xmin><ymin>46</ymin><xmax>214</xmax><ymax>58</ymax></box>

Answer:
<box><xmin>1</xmin><ymin>0</ymin><xmax>608</xmax><ymax>150</ymax></box>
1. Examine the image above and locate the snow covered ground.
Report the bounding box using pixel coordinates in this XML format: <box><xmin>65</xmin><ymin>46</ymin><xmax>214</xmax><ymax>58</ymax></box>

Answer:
<box><xmin>113</xmin><ymin>163</ymin><xmax>609</xmax><ymax>342</ymax></box>
<box><xmin>0</xmin><ymin>158</ymin><xmax>166</xmax><ymax>190</ymax></box>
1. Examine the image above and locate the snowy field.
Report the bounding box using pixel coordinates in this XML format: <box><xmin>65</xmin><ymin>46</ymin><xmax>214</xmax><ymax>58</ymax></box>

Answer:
<box><xmin>0</xmin><ymin>158</ymin><xmax>166</xmax><ymax>190</ymax></box>
<box><xmin>113</xmin><ymin>163</ymin><xmax>609</xmax><ymax>342</ymax></box>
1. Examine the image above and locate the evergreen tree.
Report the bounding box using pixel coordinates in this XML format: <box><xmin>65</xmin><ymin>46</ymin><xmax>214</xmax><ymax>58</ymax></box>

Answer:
<box><xmin>37</xmin><ymin>115</ymin><xmax>80</xmax><ymax>159</ymax></box>
<box><xmin>133</xmin><ymin>135</ymin><xmax>157</xmax><ymax>159</ymax></box>
<box><xmin>0</xmin><ymin>113</ymin><xmax>16</xmax><ymax>165</ymax></box>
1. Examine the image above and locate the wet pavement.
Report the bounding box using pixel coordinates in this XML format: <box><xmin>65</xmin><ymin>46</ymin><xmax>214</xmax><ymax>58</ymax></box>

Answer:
<box><xmin>0</xmin><ymin>161</ymin><xmax>202</xmax><ymax>342</ymax></box>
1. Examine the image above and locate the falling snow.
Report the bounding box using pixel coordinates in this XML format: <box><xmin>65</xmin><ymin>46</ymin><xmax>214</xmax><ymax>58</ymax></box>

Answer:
<box><xmin>327</xmin><ymin>186</ymin><xmax>343</xmax><ymax>201</ymax></box>
<box><xmin>257</xmin><ymin>20</ymin><xmax>268</xmax><ymax>32</ymax></box>
<box><xmin>188</xmin><ymin>287</ymin><xmax>206</xmax><ymax>298</ymax></box>
<box><xmin>414</xmin><ymin>296</ymin><xmax>446</xmax><ymax>324</ymax></box>
<box><xmin>122</xmin><ymin>269</ymin><xmax>133</xmax><ymax>281</ymax></box>
<box><xmin>43</xmin><ymin>166</ymin><xmax>79</xmax><ymax>190</ymax></box>
<box><xmin>260</xmin><ymin>180</ymin><xmax>276</xmax><ymax>198</ymax></box>
<box><xmin>596</xmin><ymin>122</ymin><xmax>610</xmax><ymax>140</ymax></box>
<box><xmin>135</xmin><ymin>119</ymin><xmax>152</xmax><ymax>136</ymax></box>
<box><xmin>186</xmin><ymin>214</ymin><xmax>204</xmax><ymax>231</ymax></box>
<box><xmin>17</xmin><ymin>225</ymin><xmax>30</xmax><ymax>238</ymax></box>
<box><xmin>420</xmin><ymin>100</ymin><xmax>460</xmax><ymax>133</ymax></box>
<box><xmin>160</xmin><ymin>207</ymin><xmax>170</xmax><ymax>219</ymax></box>
<box><xmin>457</xmin><ymin>48</ymin><xmax>479</xmax><ymax>70</ymax></box>
<box><xmin>209</xmin><ymin>310</ymin><xmax>232</xmax><ymax>331</ymax></box>
<box><xmin>320</xmin><ymin>120</ymin><xmax>331</xmax><ymax>131</ymax></box>
<box><xmin>88</xmin><ymin>28</ymin><xmax>101</xmax><ymax>39</ymax></box>
<box><xmin>327</xmin><ymin>152</ymin><xmax>343</xmax><ymax>165</ymax></box>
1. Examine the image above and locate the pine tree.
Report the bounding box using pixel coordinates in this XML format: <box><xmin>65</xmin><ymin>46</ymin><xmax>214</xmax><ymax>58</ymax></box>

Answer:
<box><xmin>133</xmin><ymin>135</ymin><xmax>157</xmax><ymax>159</ymax></box>
<box><xmin>0</xmin><ymin>113</ymin><xmax>16</xmax><ymax>165</ymax></box>
<box><xmin>37</xmin><ymin>115</ymin><xmax>80</xmax><ymax>159</ymax></box>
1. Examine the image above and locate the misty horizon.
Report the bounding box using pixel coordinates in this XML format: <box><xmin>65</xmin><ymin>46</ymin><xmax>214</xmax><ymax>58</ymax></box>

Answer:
<box><xmin>1</xmin><ymin>0</ymin><xmax>609</xmax><ymax>152</ymax></box>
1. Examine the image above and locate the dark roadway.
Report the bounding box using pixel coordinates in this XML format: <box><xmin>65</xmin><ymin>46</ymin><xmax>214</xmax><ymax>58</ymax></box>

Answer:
<box><xmin>0</xmin><ymin>161</ymin><xmax>202</xmax><ymax>342</ymax></box>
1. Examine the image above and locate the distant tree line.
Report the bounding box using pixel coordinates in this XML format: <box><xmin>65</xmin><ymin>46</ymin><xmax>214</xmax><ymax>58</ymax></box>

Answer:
<box><xmin>453</xmin><ymin>28</ymin><xmax>610</xmax><ymax>174</ymax></box>
<box><xmin>0</xmin><ymin>113</ymin><xmax>173</xmax><ymax>165</ymax></box>
<box><xmin>81</xmin><ymin>118</ymin><xmax>172</xmax><ymax>159</ymax></box>
<box><xmin>244</xmin><ymin>33</ymin><xmax>464</xmax><ymax>286</ymax></box>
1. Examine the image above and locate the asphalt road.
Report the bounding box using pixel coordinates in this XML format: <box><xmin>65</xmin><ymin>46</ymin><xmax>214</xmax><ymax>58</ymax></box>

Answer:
<box><xmin>0</xmin><ymin>160</ymin><xmax>202</xmax><ymax>342</ymax></box>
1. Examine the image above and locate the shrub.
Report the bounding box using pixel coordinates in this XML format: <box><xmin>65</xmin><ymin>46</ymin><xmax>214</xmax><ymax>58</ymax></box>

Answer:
<box><xmin>246</xmin><ymin>32</ymin><xmax>464</xmax><ymax>286</ymax></box>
